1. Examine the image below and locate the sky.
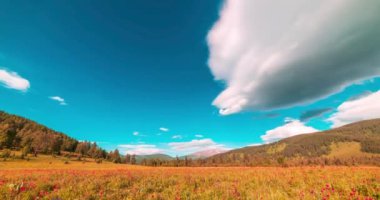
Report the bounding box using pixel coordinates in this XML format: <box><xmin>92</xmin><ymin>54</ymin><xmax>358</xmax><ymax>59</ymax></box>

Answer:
<box><xmin>1</xmin><ymin>0</ymin><xmax>380</xmax><ymax>156</ymax></box>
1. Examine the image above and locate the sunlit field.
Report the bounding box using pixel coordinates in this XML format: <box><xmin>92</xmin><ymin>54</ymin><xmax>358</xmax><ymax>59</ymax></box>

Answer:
<box><xmin>0</xmin><ymin>159</ymin><xmax>379</xmax><ymax>200</ymax></box>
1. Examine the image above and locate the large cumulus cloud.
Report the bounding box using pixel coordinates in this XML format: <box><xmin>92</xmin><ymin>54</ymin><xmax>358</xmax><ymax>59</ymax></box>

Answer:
<box><xmin>207</xmin><ymin>0</ymin><xmax>380</xmax><ymax>115</ymax></box>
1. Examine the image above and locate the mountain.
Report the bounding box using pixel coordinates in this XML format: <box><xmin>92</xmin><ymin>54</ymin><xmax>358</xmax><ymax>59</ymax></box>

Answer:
<box><xmin>134</xmin><ymin>149</ymin><xmax>227</xmax><ymax>165</ymax></box>
<box><xmin>187</xmin><ymin>148</ymin><xmax>228</xmax><ymax>159</ymax></box>
<box><xmin>134</xmin><ymin>148</ymin><xmax>227</xmax><ymax>162</ymax></box>
<box><xmin>207</xmin><ymin>119</ymin><xmax>380</xmax><ymax>166</ymax></box>
<box><xmin>135</xmin><ymin>154</ymin><xmax>174</xmax><ymax>163</ymax></box>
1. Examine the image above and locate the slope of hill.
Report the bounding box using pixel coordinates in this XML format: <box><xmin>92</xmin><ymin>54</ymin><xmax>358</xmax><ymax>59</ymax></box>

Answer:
<box><xmin>0</xmin><ymin>111</ymin><xmax>78</xmax><ymax>153</ymax></box>
<box><xmin>0</xmin><ymin>111</ymin><xmax>113</xmax><ymax>161</ymax></box>
<box><xmin>208</xmin><ymin>119</ymin><xmax>380</xmax><ymax>166</ymax></box>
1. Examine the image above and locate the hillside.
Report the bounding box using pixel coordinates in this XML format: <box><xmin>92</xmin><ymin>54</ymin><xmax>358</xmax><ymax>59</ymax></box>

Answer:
<box><xmin>0</xmin><ymin>111</ymin><xmax>78</xmax><ymax>153</ymax></box>
<box><xmin>208</xmin><ymin>119</ymin><xmax>380</xmax><ymax>166</ymax></box>
<box><xmin>0</xmin><ymin>111</ymin><xmax>116</xmax><ymax>162</ymax></box>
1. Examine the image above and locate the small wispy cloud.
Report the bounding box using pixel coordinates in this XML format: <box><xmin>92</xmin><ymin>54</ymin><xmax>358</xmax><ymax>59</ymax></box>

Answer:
<box><xmin>118</xmin><ymin>144</ymin><xmax>164</xmax><ymax>155</ymax></box>
<box><xmin>132</xmin><ymin>131</ymin><xmax>148</xmax><ymax>137</ymax></box>
<box><xmin>49</xmin><ymin>96</ymin><xmax>67</xmax><ymax>106</ymax></box>
<box><xmin>168</xmin><ymin>139</ymin><xmax>229</xmax><ymax>154</ymax></box>
<box><xmin>172</xmin><ymin>135</ymin><xmax>182</xmax><ymax>139</ymax></box>
<box><xmin>0</xmin><ymin>68</ymin><xmax>30</xmax><ymax>91</ymax></box>
<box><xmin>195</xmin><ymin>134</ymin><xmax>204</xmax><ymax>138</ymax></box>
<box><xmin>159</xmin><ymin>127</ymin><xmax>169</xmax><ymax>132</ymax></box>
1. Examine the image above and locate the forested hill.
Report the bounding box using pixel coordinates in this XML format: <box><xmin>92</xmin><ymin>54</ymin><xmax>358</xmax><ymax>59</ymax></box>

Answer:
<box><xmin>0</xmin><ymin>111</ymin><xmax>117</xmax><ymax>161</ymax></box>
<box><xmin>207</xmin><ymin>119</ymin><xmax>380</xmax><ymax>166</ymax></box>
<box><xmin>2</xmin><ymin>110</ymin><xmax>380</xmax><ymax>166</ymax></box>
<box><xmin>0</xmin><ymin>111</ymin><xmax>78</xmax><ymax>152</ymax></box>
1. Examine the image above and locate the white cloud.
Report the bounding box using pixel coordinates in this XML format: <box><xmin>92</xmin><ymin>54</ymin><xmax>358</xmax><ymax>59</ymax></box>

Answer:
<box><xmin>261</xmin><ymin>118</ymin><xmax>319</xmax><ymax>143</ymax></box>
<box><xmin>195</xmin><ymin>134</ymin><xmax>204</xmax><ymax>138</ymax></box>
<box><xmin>49</xmin><ymin>96</ymin><xmax>67</xmax><ymax>105</ymax></box>
<box><xmin>172</xmin><ymin>135</ymin><xmax>182</xmax><ymax>139</ymax></box>
<box><xmin>159</xmin><ymin>127</ymin><xmax>169</xmax><ymax>132</ymax></box>
<box><xmin>0</xmin><ymin>69</ymin><xmax>30</xmax><ymax>91</ymax></box>
<box><xmin>132</xmin><ymin>131</ymin><xmax>139</xmax><ymax>136</ymax></box>
<box><xmin>207</xmin><ymin>0</ymin><xmax>380</xmax><ymax>115</ymax></box>
<box><xmin>327</xmin><ymin>90</ymin><xmax>380</xmax><ymax>127</ymax></box>
<box><xmin>118</xmin><ymin>144</ymin><xmax>163</xmax><ymax>155</ymax></box>
<box><xmin>169</xmin><ymin>139</ymin><xmax>228</xmax><ymax>154</ymax></box>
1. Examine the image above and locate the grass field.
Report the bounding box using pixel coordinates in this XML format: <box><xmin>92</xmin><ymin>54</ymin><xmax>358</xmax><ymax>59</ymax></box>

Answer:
<box><xmin>0</xmin><ymin>157</ymin><xmax>379</xmax><ymax>200</ymax></box>
<box><xmin>326</xmin><ymin>142</ymin><xmax>374</xmax><ymax>159</ymax></box>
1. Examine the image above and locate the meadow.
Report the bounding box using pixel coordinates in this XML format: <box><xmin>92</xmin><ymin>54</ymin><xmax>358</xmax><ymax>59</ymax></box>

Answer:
<box><xmin>0</xmin><ymin>158</ymin><xmax>379</xmax><ymax>200</ymax></box>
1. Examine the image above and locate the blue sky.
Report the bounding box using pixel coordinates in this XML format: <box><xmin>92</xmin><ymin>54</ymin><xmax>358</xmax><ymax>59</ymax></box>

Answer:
<box><xmin>1</xmin><ymin>1</ymin><xmax>380</xmax><ymax>156</ymax></box>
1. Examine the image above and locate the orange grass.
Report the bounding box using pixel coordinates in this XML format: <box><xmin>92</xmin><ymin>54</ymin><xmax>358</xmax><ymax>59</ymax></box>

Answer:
<box><xmin>0</xmin><ymin>162</ymin><xmax>379</xmax><ymax>200</ymax></box>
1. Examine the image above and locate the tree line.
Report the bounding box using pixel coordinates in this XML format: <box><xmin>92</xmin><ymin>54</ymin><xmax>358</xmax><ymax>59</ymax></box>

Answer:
<box><xmin>0</xmin><ymin>111</ymin><xmax>137</xmax><ymax>163</ymax></box>
<box><xmin>133</xmin><ymin>154</ymin><xmax>380</xmax><ymax>167</ymax></box>
<box><xmin>2</xmin><ymin>111</ymin><xmax>380</xmax><ymax>166</ymax></box>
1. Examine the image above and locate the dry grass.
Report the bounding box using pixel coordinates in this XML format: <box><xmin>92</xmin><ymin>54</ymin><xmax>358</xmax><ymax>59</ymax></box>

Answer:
<box><xmin>0</xmin><ymin>157</ymin><xmax>379</xmax><ymax>200</ymax></box>
<box><xmin>326</xmin><ymin>142</ymin><xmax>375</xmax><ymax>159</ymax></box>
